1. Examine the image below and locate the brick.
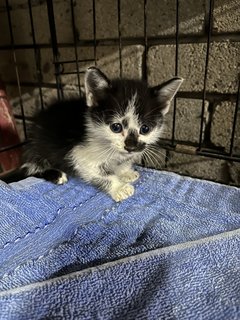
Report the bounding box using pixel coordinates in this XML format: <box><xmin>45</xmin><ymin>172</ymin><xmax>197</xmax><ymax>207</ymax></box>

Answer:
<box><xmin>91</xmin><ymin>45</ymin><xmax>144</xmax><ymax>79</ymax></box>
<box><xmin>52</xmin><ymin>1</ymin><xmax>73</xmax><ymax>43</ymax></box>
<box><xmin>121</xmin><ymin>45</ymin><xmax>144</xmax><ymax>78</ymax></box>
<box><xmin>0</xmin><ymin>12</ymin><xmax>11</xmax><ymax>45</ymax></box>
<box><xmin>10</xmin><ymin>45</ymin><xmax>144</xmax><ymax>117</ymax></box>
<box><xmin>147</xmin><ymin>0</ymin><xmax>205</xmax><ymax>36</ymax></box>
<box><xmin>75</xmin><ymin>0</ymin><xmax>94</xmax><ymax>40</ymax></box>
<box><xmin>142</xmin><ymin>149</ymin><xmax>231</xmax><ymax>185</ymax></box>
<box><xmin>213</xmin><ymin>0</ymin><xmax>240</xmax><ymax>33</ymax></box>
<box><xmin>234</xmin><ymin>113</ymin><xmax>240</xmax><ymax>155</ymax></box>
<box><xmin>31</xmin><ymin>2</ymin><xmax>51</xmax><ymax>44</ymax></box>
<box><xmin>161</xmin><ymin>99</ymin><xmax>208</xmax><ymax>143</ymax></box>
<box><xmin>16</xmin><ymin>50</ymin><xmax>37</xmax><ymax>83</ymax></box>
<box><xmin>207</xmin><ymin>41</ymin><xmax>240</xmax><ymax>93</ymax></box>
<box><xmin>7</xmin><ymin>7</ymin><xmax>32</xmax><ymax>45</ymax></box>
<box><xmin>120</xmin><ymin>0</ymin><xmax>144</xmax><ymax>37</ymax></box>
<box><xmin>228</xmin><ymin>162</ymin><xmax>240</xmax><ymax>186</ymax></box>
<box><xmin>54</xmin><ymin>45</ymin><xmax>143</xmax><ymax>85</ymax></box>
<box><xmin>11</xmin><ymin>92</ymin><xmax>40</xmax><ymax>117</ymax></box>
<box><xmin>147</xmin><ymin>45</ymin><xmax>175</xmax><ymax>86</ymax></box>
<box><xmin>95</xmin><ymin>0</ymin><xmax>118</xmax><ymax>39</ymax></box>
<box><xmin>211</xmin><ymin>101</ymin><xmax>236</xmax><ymax>153</ymax></box>
<box><xmin>211</xmin><ymin>100</ymin><xmax>240</xmax><ymax>156</ymax></box>
<box><xmin>148</xmin><ymin>43</ymin><xmax>206</xmax><ymax>91</ymax></box>
<box><xmin>40</xmin><ymin>47</ymin><xmax>93</xmax><ymax>97</ymax></box>
<box><xmin>148</xmin><ymin>42</ymin><xmax>239</xmax><ymax>94</ymax></box>
<box><xmin>0</xmin><ymin>49</ymin><xmax>37</xmax><ymax>83</ymax></box>
<box><xmin>165</xmin><ymin>152</ymin><xmax>230</xmax><ymax>184</ymax></box>
<box><xmin>0</xmin><ymin>51</ymin><xmax>15</xmax><ymax>83</ymax></box>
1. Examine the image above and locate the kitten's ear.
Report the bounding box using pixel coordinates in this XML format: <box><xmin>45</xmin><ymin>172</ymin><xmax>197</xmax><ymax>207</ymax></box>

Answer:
<box><xmin>151</xmin><ymin>77</ymin><xmax>183</xmax><ymax>115</ymax></box>
<box><xmin>84</xmin><ymin>67</ymin><xmax>111</xmax><ymax>107</ymax></box>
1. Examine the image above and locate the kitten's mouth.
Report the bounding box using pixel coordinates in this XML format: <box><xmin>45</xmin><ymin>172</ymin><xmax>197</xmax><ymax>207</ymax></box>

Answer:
<box><xmin>124</xmin><ymin>145</ymin><xmax>145</xmax><ymax>154</ymax></box>
<box><xmin>120</xmin><ymin>149</ymin><xmax>143</xmax><ymax>156</ymax></box>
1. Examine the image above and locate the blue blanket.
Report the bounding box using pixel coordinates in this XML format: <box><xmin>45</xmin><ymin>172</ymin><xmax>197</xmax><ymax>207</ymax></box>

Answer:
<box><xmin>0</xmin><ymin>167</ymin><xmax>239</xmax><ymax>319</ymax></box>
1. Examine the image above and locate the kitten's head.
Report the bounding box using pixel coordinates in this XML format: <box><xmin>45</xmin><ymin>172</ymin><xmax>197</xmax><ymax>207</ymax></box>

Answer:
<box><xmin>84</xmin><ymin>67</ymin><xmax>183</xmax><ymax>157</ymax></box>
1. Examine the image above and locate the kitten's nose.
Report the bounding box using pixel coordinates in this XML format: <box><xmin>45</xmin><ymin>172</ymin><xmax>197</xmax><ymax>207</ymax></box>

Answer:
<box><xmin>124</xmin><ymin>145</ymin><xmax>137</xmax><ymax>153</ymax></box>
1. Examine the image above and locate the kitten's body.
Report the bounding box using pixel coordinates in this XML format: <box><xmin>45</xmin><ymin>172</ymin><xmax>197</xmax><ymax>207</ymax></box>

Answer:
<box><xmin>19</xmin><ymin>68</ymin><xmax>183</xmax><ymax>201</ymax></box>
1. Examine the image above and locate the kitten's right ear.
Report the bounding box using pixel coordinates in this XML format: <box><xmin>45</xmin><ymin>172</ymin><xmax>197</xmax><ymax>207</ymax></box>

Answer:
<box><xmin>151</xmin><ymin>77</ymin><xmax>183</xmax><ymax>115</ymax></box>
<box><xmin>84</xmin><ymin>67</ymin><xmax>111</xmax><ymax>107</ymax></box>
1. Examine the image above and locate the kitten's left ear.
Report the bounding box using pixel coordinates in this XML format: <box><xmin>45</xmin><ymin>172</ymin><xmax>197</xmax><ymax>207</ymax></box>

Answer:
<box><xmin>151</xmin><ymin>77</ymin><xmax>184</xmax><ymax>115</ymax></box>
<box><xmin>84</xmin><ymin>67</ymin><xmax>111</xmax><ymax>107</ymax></box>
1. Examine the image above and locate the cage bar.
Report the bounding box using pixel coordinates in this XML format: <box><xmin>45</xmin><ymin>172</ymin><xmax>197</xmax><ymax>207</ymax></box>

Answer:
<box><xmin>5</xmin><ymin>0</ymin><xmax>27</xmax><ymax>141</ymax></box>
<box><xmin>117</xmin><ymin>0</ymin><xmax>122</xmax><ymax>78</ymax></box>
<box><xmin>229</xmin><ymin>76</ymin><xmax>240</xmax><ymax>156</ymax></box>
<box><xmin>92</xmin><ymin>0</ymin><xmax>97</xmax><ymax>65</ymax></box>
<box><xmin>171</xmin><ymin>0</ymin><xmax>180</xmax><ymax>147</ymax></box>
<box><xmin>198</xmin><ymin>0</ymin><xmax>214</xmax><ymax>150</ymax></box>
<box><xmin>27</xmin><ymin>0</ymin><xmax>44</xmax><ymax>109</ymax></box>
<box><xmin>142</xmin><ymin>0</ymin><xmax>148</xmax><ymax>81</ymax></box>
<box><xmin>70</xmin><ymin>0</ymin><xmax>81</xmax><ymax>96</ymax></box>
<box><xmin>46</xmin><ymin>0</ymin><xmax>63</xmax><ymax>100</ymax></box>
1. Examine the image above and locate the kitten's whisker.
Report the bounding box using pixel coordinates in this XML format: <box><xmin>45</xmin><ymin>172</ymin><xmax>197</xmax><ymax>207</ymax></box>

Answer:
<box><xmin>143</xmin><ymin>146</ymin><xmax>166</xmax><ymax>168</ymax></box>
<box><xmin>96</xmin><ymin>147</ymin><xmax>115</xmax><ymax>162</ymax></box>
<box><xmin>146</xmin><ymin>145</ymin><xmax>170</xmax><ymax>161</ymax></box>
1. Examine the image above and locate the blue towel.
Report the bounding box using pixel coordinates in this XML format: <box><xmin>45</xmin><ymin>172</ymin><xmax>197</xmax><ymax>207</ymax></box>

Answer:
<box><xmin>0</xmin><ymin>167</ymin><xmax>239</xmax><ymax>319</ymax></box>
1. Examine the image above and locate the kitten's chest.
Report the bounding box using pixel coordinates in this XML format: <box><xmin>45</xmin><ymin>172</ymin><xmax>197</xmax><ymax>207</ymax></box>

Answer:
<box><xmin>68</xmin><ymin>143</ymin><xmax>132</xmax><ymax>172</ymax></box>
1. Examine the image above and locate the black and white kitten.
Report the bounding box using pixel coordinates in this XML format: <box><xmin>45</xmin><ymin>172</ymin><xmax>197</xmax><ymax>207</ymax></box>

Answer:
<box><xmin>20</xmin><ymin>67</ymin><xmax>183</xmax><ymax>201</ymax></box>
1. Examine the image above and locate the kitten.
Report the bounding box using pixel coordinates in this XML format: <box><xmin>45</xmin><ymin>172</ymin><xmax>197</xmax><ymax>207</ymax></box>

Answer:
<box><xmin>20</xmin><ymin>67</ymin><xmax>183</xmax><ymax>201</ymax></box>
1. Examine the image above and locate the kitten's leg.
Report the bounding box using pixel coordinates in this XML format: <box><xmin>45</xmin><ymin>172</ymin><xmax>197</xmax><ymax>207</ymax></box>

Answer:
<box><xmin>115</xmin><ymin>162</ymin><xmax>140</xmax><ymax>183</ymax></box>
<box><xmin>41</xmin><ymin>169</ymin><xmax>68</xmax><ymax>185</ymax></box>
<box><xmin>99</xmin><ymin>175</ymin><xmax>134</xmax><ymax>202</ymax></box>
<box><xmin>88</xmin><ymin>173</ymin><xmax>134</xmax><ymax>202</ymax></box>
<box><xmin>74</xmin><ymin>164</ymin><xmax>134</xmax><ymax>201</ymax></box>
<box><xmin>22</xmin><ymin>163</ymin><xmax>68</xmax><ymax>185</ymax></box>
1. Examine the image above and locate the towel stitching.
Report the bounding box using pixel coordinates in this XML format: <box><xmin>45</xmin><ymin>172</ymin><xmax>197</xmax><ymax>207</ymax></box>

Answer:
<box><xmin>1</xmin><ymin>174</ymin><xmax>145</xmax><ymax>281</ymax></box>
<box><xmin>141</xmin><ymin>171</ymin><xmax>240</xmax><ymax>215</ymax></box>
<box><xmin>1</xmin><ymin>208</ymin><xmax>63</xmax><ymax>251</ymax></box>
<box><xmin>1</xmin><ymin>199</ymin><xmax>143</xmax><ymax>281</ymax></box>
<box><xmin>1</xmin><ymin>172</ymin><xmax>145</xmax><ymax>251</ymax></box>
<box><xmin>1</xmin><ymin>228</ymin><xmax>81</xmax><ymax>281</ymax></box>
<box><xmin>0</xmin><ymin>189</ymin><xmax>100</xmax><ymax>251</ymax></box>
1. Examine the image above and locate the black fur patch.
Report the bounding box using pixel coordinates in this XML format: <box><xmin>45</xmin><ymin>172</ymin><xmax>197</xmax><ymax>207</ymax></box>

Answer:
<box><xmin>40</xmin><ymin>169</ymin><xmax>67</xmax><ymax>184</ymax></box>
<box><xmin>90</xmin><ymin>79</ymin><xmax>164</xmax><ymax>127</ymax></box>
<box><xmin>122</xmin><ymin>118</ymin><xmax>129</xmax><ymax>129</ymax></box>
<box><xmin>124</xmin><ymin>130</ymin><xmax>145</xmax><ymax>152</ymax></box>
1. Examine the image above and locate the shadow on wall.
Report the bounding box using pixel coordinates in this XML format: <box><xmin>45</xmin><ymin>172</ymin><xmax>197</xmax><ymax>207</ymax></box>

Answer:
<box><xmin>0</xmin><ymin>0</ymin><xmax>239</xmax><ymax>43</ymax></box>
<box><xmin>0</xmin><ymin>0</ymin><xmax>239</xmax><ymax>99</ymax></box>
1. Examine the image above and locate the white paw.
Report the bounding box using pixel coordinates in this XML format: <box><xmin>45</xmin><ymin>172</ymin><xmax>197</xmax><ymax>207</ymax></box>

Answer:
<box><xmin>119</xmin><ymin>171</ymin><xmax>140</xmax><ymax>183</ymax></box>
<box><xmin>111</xmin><ymin>184</ymin><xmax>134</xmax><ymax>202</ymax></box>
<box><xmin>56</xmin><ymin>172</ymin><xmax>68</xmax><ymax>185</ymax></box>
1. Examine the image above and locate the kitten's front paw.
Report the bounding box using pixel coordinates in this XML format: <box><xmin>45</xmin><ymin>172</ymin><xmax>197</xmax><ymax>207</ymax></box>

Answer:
<box><xmin>119</xmin><ymin>171</ymin><xmax>140</xmax><ymax>183</ymax></box>
<box><xmin>111</xmin><ymin>184</ymin><xmax>134</xmax><ymax>202</ymax></box>
<box><xmin>42</xmin><ymin>169</ymin><xmax>68</xmax><ymax>185</ymax></box>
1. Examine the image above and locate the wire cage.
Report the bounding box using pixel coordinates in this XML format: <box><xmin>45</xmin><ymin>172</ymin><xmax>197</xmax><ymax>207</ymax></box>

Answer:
<box><xmin>0</xmin><ymin>0</ymin><xmax>240</xmax><ymax>185</ymax></box>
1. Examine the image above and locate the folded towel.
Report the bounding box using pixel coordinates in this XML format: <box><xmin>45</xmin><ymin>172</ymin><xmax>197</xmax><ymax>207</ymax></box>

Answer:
<box><xmin>0</xmin><ymin>167</ymin><xmax>239</xmax><ymax>319</ymax></box>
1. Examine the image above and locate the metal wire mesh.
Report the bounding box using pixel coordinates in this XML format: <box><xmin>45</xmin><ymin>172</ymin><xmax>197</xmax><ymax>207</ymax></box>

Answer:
<box><xmin>0</xmin><ymin>0</ymin><xmax>240</xmax><ymax>169</ymax></box>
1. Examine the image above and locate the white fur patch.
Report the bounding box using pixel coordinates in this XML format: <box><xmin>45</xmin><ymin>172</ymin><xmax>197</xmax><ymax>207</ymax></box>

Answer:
<box><xmin>110</xmin><ymin>183</ymin><xmax>134</xmax><ymax>202</ymax></box>
<box><xmin>118</xmin><ymin>170</ymin><xmax>140</xmax><ymax>183</ymax></box>
<box><xmin>56</xmin><ymin>172</ymin><xmax>68</xmax><ymax>185</ymax></box>
<box><xmin>21</xmin><ymin>163</ymin><xmax>41</xmax><ymax>175</ymax></box>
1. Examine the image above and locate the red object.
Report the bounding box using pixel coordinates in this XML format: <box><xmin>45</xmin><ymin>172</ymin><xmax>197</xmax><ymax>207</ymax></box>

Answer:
<box><xmin>0</xmin><ymin>81</ymin><xmax>21</xmax><ymax>174</ymax></box>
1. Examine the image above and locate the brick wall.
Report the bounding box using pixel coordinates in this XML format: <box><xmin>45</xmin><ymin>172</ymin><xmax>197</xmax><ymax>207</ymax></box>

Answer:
<box><xmin>0</xmin><ymin>0</ymin><xmax>239</xmax><ymax>184</ymax></box>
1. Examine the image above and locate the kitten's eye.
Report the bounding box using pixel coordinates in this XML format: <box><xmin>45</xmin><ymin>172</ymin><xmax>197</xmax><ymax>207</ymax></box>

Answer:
<box><xmin>140</xmin><ymin>125</ymin><xmax>150</xmax><ymax>135</ymax></box>
<box><xmin>110</xmin><ymin>123</ymin><xmax>123</xmax><ymax>133</ymax></box>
